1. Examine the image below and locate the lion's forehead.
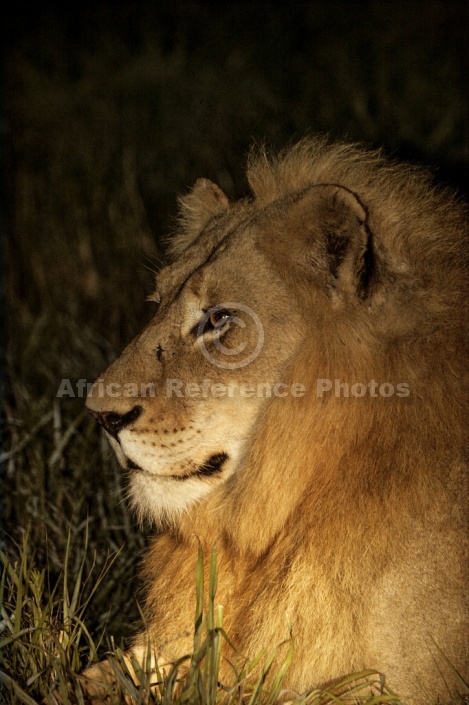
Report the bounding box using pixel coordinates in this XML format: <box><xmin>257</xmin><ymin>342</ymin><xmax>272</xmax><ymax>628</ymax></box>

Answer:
<box><xmin>158</xmin><ymin>211</ymin><xmax>261</xmax><ymax>301</ymax></box>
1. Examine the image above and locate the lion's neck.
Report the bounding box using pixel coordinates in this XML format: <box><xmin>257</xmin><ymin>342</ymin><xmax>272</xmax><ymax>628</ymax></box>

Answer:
<box><xmin>179</xmin><ymin>328</ymin><xmax>464</xmax><ymax>560</ymax></box>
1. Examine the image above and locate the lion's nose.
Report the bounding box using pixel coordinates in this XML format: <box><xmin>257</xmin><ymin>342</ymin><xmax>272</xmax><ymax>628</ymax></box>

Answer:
<box><xmin>91</xmin><ymin>405</ymin><xmax>143</xmax><ymax>440</ymax></box>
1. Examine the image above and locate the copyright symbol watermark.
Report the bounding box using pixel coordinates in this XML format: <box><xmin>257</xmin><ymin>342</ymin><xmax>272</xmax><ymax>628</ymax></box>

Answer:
<box><xmin>197</xmin><ymin>302</ymin><xmax>264</xmax><ymax>370</ymax></box>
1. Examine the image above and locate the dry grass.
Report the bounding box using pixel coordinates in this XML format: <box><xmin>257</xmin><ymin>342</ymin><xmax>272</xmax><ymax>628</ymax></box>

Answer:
<box><xmin>1</xmin><ymin>540</ymin><xmax>406</xmax><ymax>704</ymax></box>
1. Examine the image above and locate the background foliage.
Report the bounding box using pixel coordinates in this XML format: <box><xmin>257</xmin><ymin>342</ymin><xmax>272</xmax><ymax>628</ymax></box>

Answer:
<box><xmin>2</xmin><ymin>1</ymin><xmax>468</xmax><ymax>701</ymax></box>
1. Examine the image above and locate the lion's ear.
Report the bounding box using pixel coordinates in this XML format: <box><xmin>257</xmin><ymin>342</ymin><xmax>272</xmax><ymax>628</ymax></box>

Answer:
<box><xmin>171</xmin><ymin>178</ymin><xmax>230</xmax><ymax>256</ymax></box>
<box><xmin>286</xmin><ymin>185</ymin><xmax>374</xmax><ymax>300</ymax></box>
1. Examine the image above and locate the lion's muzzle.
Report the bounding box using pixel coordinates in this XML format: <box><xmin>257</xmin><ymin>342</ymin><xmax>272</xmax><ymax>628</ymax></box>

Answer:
<box><xmin>90</xmin><ymin>404</ymin><xmax>143</xmax><ymax>440</ymax></box>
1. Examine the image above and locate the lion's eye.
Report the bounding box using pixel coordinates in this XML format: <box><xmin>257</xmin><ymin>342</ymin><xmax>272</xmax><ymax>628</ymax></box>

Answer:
<box><xmin>208</xmin><ymin>309</ymin><xmax>232</xmax><ymax>330</ymax></box>
<box><xmin>192</xmin><ymin>307</ymin><xmax>234</xmax><ymax>339</ymax></box>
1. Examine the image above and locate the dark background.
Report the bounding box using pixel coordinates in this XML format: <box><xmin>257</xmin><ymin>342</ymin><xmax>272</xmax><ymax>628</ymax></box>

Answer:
<box><xmin>6</xmin><ymin>1</ymin><xmax>469</xmax><ymax>346</ymax></box>
<box><xmin>2</xmin><ymin>0</ymin><xmax>469</xmax><ymax>653</ymax></box>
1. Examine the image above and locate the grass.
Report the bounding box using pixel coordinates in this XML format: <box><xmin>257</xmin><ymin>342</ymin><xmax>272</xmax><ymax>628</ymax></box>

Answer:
<box><xmin>1</xmin><ymin>536</ymin><xmax>405</xmax><ymax>704</ymax></box>
<box><xmin>2</xmin><ymin>3</ymin><xmax>468</xmax><ymax>703</ymax></box>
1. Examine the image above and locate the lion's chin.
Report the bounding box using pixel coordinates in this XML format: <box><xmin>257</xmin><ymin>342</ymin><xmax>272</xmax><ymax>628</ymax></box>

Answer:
<box><xmin>120</xmin><ymin>451</ymin><xmax>230</xmax><ymax>525</ymax></box>
<box><xmin>129</xmin><ymin>471</ymin><xmax>215</xmax><ymax>525</ymax></box>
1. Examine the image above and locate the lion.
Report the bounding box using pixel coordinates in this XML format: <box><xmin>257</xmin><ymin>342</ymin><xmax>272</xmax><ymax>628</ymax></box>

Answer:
<box><xmin>80</xmin><ymin>138</ymin><xmax>468</xmax><ymax>705</ymax></box>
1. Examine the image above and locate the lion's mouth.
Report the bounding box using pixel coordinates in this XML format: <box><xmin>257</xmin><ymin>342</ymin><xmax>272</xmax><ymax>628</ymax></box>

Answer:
<box><xmin>185</xmin><ymin>452</ymin><xmax>228</xmax><ymax>479</ymax></box>
<box><xmin>126</xmin><ymin>452</ymin><xmax>229</xmax><ymax>480</ymax></box>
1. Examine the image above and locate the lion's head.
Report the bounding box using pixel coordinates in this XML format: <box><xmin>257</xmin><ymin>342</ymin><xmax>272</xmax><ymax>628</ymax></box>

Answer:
<box><xmin>86</xmin><ymin>138</ymin><xmax>467</xmax><ymax>538</ymax></box>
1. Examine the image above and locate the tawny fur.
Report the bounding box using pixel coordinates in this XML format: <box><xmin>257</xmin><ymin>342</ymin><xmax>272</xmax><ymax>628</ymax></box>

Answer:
<box><xmin>84</xmin><ymin>137</ymin><xmax>469</xmax><ymax>705</ymax></box>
